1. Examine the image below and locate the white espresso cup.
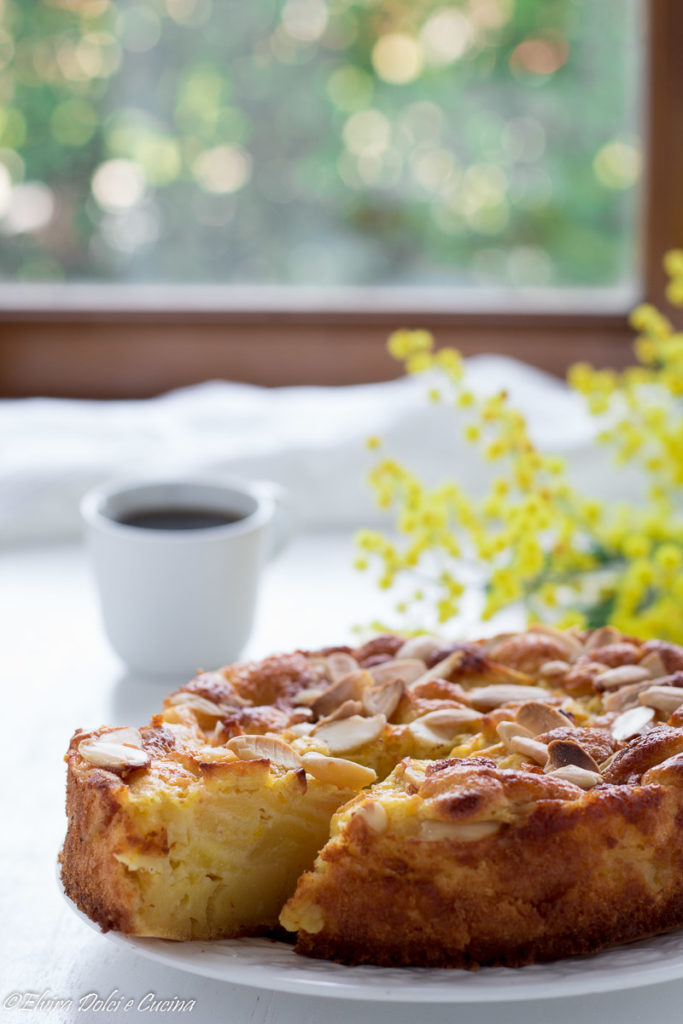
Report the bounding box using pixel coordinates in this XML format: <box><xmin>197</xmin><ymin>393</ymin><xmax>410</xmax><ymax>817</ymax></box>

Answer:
<box><xmin>81</xmin><ymin>476</ymin><xmax>292</xmax><ymax>677</ymax></box>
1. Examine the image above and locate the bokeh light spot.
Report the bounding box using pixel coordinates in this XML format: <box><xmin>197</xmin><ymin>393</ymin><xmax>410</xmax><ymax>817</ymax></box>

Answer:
<box><xmin>0</xmin><ymin>161</ymin><xmax>11</xmax><ymax>217</ymax></box>
<box><xmin>1</xmin><ymin>182</ymin><xmax>54</xmax><ymax>234</ymax></box>
<box><xmin>92</xmin><ymin>158</ymin><xmax>146</xmax><ymax>210</ymax></box>
<box><xmin>136</xmin><ymin>137</ymin><xmax>181</xmax><ymax>186</ymax></box>
<box><xmin>420</xmin><ymin>9</ymin><xmax>474</xmax><ymax>67</ymax></box>
<box><xmin>510</xmin><ymin>36</ymin><xmax>568</xmax><ymax>75</ymax></box>
<box><xmin>343</xmin><ymin>109</ymin><xmax>390</xmax><ymax>157</ymax></box>
<box><xmin>175</xmin><ymin>64</ymin><xmax>229</xmax><ymax>133</ymax></box>
<box><xmin>372</xmin><ymin>33</ymin><xmax>423</xmax><ymax>85</ymax></box>
<box><xmin>281</xmin><ymin>0</ymin><xmax>328</xmax><ymax>43</ymax></box>
<box><xmin>468</xmin><ymin>0</ymin><xmax>513</xmax><ymax>29</ymax></box>
<box><xmin>327</xmin><ymin>65</ymin><xmax>373</xmax><ymax>112</ymax></box>
<box><xmin>398</xmin><ymin>101</ymin><xmax>443</xmax><ymax>143</ymax></box>
<box><xmin>50</xmin><ymin>99</ymin><xmax>97</xmax><ymax>147</ymax></box>
<box><xmin>412</xmin><ymin>147</ymin><xmax>456</xmax><ymax>191</ymax></box>
<box><xmin>192</xmin><ymin>145</ymin><xmax>252</xmax><ymax>193</ymax></box>
<box><xmin>593</xmin><ymin>140</ymin><xmax>641</xmax><ymax>189</ymax></box>
<box><xmin>76</xmin><ymin>33</ymin><xmax>121</xmax><ymax>79</ymax></box>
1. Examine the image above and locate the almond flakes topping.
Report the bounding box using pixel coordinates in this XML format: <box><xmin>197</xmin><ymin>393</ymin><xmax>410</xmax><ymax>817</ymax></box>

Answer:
<box><xmin>325</xmin><ymin>652</ymin><xmax>360</xmax><ymax>682</ymax></box>
<box><xmin>603</xmin><ymin>680</ymin><xmax>655</xmax><ymax>713</ymax></box>
<box><xmin>409</xmin><ymin>707</ymin><xmax>482</xmax><ymax>746</ymax></box>
<box><xmin>545</xmin><ymin>765</ymin><xmax>602</xmax><ymax>789</ymax></box>
<box><xmin>419</xmin><ymin>820</ymin><xmax>501</xmax><ymax>842</ymax></box>
<box><xmin>507</xmin><ymin>735</ymin><xmax>549</xmax><ymax>765</ymax></box>
<box><xmin>545</xmin><ymin>739</ymin><xmax>600</xmax><ymax>774</ymax></box>
<box><xmin>584</xmin><ymin>626</ymin><xmax>623</xmax><ymax>651</ymax></box>
<box><xmin>496</xmin><ymin>721</ymin><xmax>533</xmax><ymax>747</ymax></box>
<box><xmin>408</xmin><ymin>650</ymin><xmax>465</xmax><ymax>690</ymax></box>
<box><xmin>610</xmin><ymin>705</ymin><xmax>655</xmax><ymax>742</ymax></box>
<box><xmin>78</xmin><ymin>727</ymin><xmax>151</xmax><ymax>773</ymax></box>
<box><xmin>528</xmin><ymin>624</ymin><xmax>584</xmax><ymax>662</ymax></box>
<box><xmin>539</xmin><ymin>660</ymin><xmax>571</xmax><ymax>678</ymax></box>
<box><xmin>293</xmin><ymin>687</ymin><xmax>326</xmax><ymax>707</ymax></box>
<box><xmin>311</xmin><ymin>670</ymin><xmax>372</xmax><ymax>718</ymax></box>
<box><xmin>315</xmin><ymin>700</ymin><xmax>365</xmax><ymax>726</ymax></box>
<box><xmin>369</xmin><ymin>658</ymin><xmax>426</xmax><ymax>687</ymax></box>
<box><xmin>362</xmin><ymin>677</ymin><xmax>404</xmax><ymax>719</ymax></box>
<box><xmin>312</xmin><ymin>713</ymin><xmax>387</xmax><ymax>754</ymax></box>
<box><xmin>400</xmin><ymin>762</ymin><xmax>427</xmax><ymax>790</ymax></box>
<box><xmin>226</xmin><ymin>735</ymin><xmax>303</xmax><ymax>769</ymax></box>
<box><xmin>639</xmin><ymin>685</ymin><xmax>683</xmax><ymax>715</ymax></box>
<box><xmin>301</xmin><ymin>752</ymin><xmax>377</xmax><ymax>789</ymax></box>
<box><xmin>640</xmin><ymin>650</ymin><xmax>669</xmax><ymax>679</ymax></box>
<box><xmin>396</xmin><ymin>635</ymin><xmax>444</xmax><ymax>662</ymax></box>
<box><xmin>515</xmin><ymin>701</ymin><xmax>574</xmax><ymax>736</ymax></box>
<box><xmin>167</xmin><ymin>693</ymin><xmax>228</xmax><ymax>717</ymax></box>
<box><xmin>468</xmin><ymin>684</ymin><xmax>550</xmax><ymax>711</ymax></box>
<box><xmin>595</xmin><ymin>665</ymin><xmax>651</xmax><ymax>690</ymax></box>
<box><xmin>353</xmin><ymin>801</ymin><xmax>388</xmax><ymax>834</ymax></box>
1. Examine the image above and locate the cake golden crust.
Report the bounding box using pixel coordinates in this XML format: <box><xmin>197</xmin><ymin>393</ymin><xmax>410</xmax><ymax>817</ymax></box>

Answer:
<box><xmin>285</xmin><ymin>753</ymin><xmax>683</xmax><ymax>967</ymax></box>
<box><xmin>61</xmin><ymin>626</ymin><xmax>683</xmax><ymax>966</ymax></box>
<box><xmin>61</xmin><ymin>754</ymin><xmax>138</xmax><ymax>934</ymax></box>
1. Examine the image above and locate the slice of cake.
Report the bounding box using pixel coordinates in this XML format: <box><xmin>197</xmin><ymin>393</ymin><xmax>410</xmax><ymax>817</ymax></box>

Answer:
<box><xmin>280</xmin><ymin>740</ymin><xmax>683</xmax><ymax>966</ymax></box>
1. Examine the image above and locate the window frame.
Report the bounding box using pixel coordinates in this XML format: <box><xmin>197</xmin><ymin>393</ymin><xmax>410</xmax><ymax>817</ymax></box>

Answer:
<box><xmin>0</xmin><ymin>0</ymin><xmax>681</xmax><ymax>398</ymax></box>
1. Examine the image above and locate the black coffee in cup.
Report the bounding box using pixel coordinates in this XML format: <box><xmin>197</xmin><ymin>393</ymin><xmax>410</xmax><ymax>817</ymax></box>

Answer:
<box><xmin>116</xmin><ymin>507</ymin><xmax>246</xmax><ymax>531</ymax></box>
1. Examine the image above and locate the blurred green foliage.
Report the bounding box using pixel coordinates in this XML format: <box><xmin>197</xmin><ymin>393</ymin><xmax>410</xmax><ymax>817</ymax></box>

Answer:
<box><xmin>0</xmin><ymin>0</ymin><xmax>642</xmax><ymax>286</ymax></box>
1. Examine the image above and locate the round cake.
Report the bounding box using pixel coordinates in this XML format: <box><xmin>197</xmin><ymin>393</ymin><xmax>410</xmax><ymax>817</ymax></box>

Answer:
<box><xmin>61</xmin><ymin>625</ymin><xmax>683</xmax><ymax>966</ymax></box>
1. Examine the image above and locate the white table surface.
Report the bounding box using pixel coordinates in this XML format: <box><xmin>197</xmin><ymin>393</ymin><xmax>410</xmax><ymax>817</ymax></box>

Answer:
<box><xmin>2</xmin><ymin>531</ymin><xmax>682</xmax><ymax>1024</ymax></box>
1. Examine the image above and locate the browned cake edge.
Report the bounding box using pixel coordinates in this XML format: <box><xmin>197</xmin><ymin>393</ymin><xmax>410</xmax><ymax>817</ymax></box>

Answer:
<box><xmin>290</xmin><ymin>757</ymin><xmax>683</xmax><ymax>968</ymax></box>
<box><xmin>61</xmin><ymin>738</ymin><xmax>138</xmax><ymax>934</ymax></box>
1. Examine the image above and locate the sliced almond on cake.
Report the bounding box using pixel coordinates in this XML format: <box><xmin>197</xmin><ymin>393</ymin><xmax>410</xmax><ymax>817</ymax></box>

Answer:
<box><xmin>312</xmin><ymin>714</ymin><xmax>386</xmax><ymax>754</ymax></box>
<box><xmin>545</xmin><ymin>765</ymin><xmax>602</xmax><ymax>789</ymax></box>
<box><xmin>409</xmin><ymin>707</ymin><xmax>482</xmax><ymax>745</ymax></box>
<box><xmin>468</xmin><ymin>684</ymin><xmax>550</xmax><ymax>711</ymax></box>
<box><xmin>515</xmin><ymin>701</ymin><xmax>575</xmax><ymax>735</ymax></box>
<box><xmin>639</xmin><ymin>685</ymin><xmax>683</xmax><ymax>715</ymax></box>
<box><xmin>363</xmin><ymin>677</ymin><xmax>405</xmax><ymax>719</ymax></box>
<box><xmin>419</xmin><ymin>820</ymin><xmax>501</xmax><ymax>842</ymax></box>
<box><xmin>595</xmin><ymin>665</ymin><xmax>651</xmax><ymax>690</ymax></box>
<box><xmin>610</xmin><ymin>705</ymin><xmax>655</xmax><ymax>742</ymax></box>
<box><xmin>226</xmin><ymin>734</ymin><xmax>303</xmax><ymax>769</ymax></box>
<box><xmin>167</xmin><ymin>693</ymin><xmax>228</xmax><ymax>717</ymax></box>
<box><xmin>78</xmin><ymin>727</ymin><xmax>151</xmax><ymax>772</ymax></box>
<box><xmin>396</xmin><ymin>635</ymin><xmax>444</xmax><ymax>662</ymax></box>
<box><xmin>369</xmin><ymin>658</ymin><xmax>426</xmax><ymax>687</ymax></box>
<box><xmin>352</xmin><ymin>801</ymin><xmax>389</xmax><ymax>833</ymax></box>
<box><xmin>311</xmin><ymin>670</ymin><xmax>372</xmax><ymax>718</ymax></box>
<box><xmin>545</xmin><ymin>738</ymin><xmax>600</xmax><ymax>774</ymax></box>
<box><xmin>301</xmin><ymin>752</ymin><xmax>377</xmax><ymax>789</ymax></box>
<box><xmin>325</xmin><ymin>652</ymin><xmax>360</xmax><ymax>682</ymax></box>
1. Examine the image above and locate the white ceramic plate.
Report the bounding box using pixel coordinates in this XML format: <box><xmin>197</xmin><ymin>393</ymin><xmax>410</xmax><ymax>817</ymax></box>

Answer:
<box><xmin>62</xmin><ymin>883</ymin><xmax>683</xmax><ymax>1003</ymax></box>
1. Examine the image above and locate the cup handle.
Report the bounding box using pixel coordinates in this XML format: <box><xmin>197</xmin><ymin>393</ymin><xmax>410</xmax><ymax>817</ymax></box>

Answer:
<box><xmin>252</xmin><ymin>481</ymin><xmax>295</xmax><ymax>560</ymax></box>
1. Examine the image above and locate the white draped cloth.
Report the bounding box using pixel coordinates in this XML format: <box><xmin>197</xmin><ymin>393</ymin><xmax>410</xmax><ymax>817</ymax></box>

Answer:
<box><xmin>0</xmin><ymin>355</ymin><xmax>642</xmax><ymax>544</ymax></box>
